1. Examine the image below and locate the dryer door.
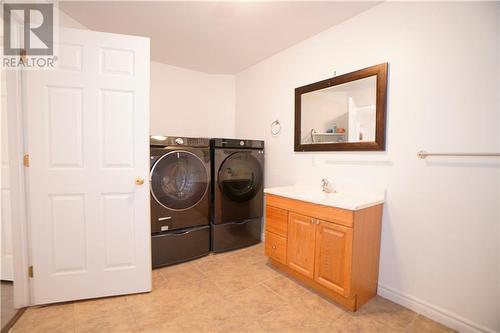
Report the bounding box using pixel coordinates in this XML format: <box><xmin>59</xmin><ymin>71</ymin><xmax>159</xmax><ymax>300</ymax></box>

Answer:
<box><xmin>218</xmin><ymin>151</ymin><xmax>263</xmax><ymax>202</ymax></box>
<box><xmin>151</xmin><ymin>150</ymin><xmax>209</xmax><ymax>211</ymax></box>
<box><xmin>214</xmin><ymin>150</ymin><xmax>264</xmax><ymax>224</ymax></box>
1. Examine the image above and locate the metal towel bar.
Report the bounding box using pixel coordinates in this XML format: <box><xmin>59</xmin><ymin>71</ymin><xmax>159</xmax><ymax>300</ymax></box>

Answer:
<box><xmin>417</xmin><ymin>151</ymin><xmax>500</xmax><ymax>159</ymax></box>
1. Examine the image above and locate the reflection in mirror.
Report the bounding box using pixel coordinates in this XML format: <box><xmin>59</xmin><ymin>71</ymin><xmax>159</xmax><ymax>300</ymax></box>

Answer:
<box><xmin>294</xmin><ymin>63</ymin><xmax>387</xmax><ymax>152</ymax></box>
<box><xmin>301</xmin><ymin>75</ymin><xmax>376</xmax><ymax>145</ymax></box>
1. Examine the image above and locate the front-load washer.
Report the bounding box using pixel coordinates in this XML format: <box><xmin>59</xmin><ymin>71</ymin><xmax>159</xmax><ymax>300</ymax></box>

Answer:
<box><xmin>150</xmin><ymin>136</ymin><xmax>211</xmax><ymax>267</ymax></box>
<box><xmin>210</xmin><ymin>138</ymin><xmax>264</xmax><ymax>252</ymax></box>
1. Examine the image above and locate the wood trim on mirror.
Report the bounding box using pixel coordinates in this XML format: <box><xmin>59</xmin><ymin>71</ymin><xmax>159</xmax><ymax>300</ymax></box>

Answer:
<box><xmin>294</xmin><ymin>63</ymin><xmax>388</xmax><ymax>152</ymax></box>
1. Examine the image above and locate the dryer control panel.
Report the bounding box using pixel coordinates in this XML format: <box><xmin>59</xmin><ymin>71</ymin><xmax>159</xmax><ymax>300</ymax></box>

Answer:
<box><xmin>211</xmin><ymin>138</ymin><xmax>264</xmax><ymax>149</ymax></box>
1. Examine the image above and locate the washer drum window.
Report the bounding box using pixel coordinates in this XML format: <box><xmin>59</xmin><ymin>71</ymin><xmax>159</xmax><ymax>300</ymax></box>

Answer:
<box><xmin>150</xmin><ymin>151</ymin><xmax>209</xmax><ymax>211</ymax></box>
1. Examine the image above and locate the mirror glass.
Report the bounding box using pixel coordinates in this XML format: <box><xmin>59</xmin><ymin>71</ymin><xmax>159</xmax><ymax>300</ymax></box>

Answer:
<box><xmin>300</xmin><ymin>75</ymin><xmax>377</xmax><ymax>145</ymax></box>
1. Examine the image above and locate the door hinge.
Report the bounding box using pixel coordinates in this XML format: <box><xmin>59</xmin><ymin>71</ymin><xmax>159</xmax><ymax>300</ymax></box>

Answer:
<box><xmin>28</xmin><ymin>265</ymin><xmax>34</xmax><ymax>278</ymax></box>
<box><xmin>20</xmin><ymin>49</ymin><xmax>27</xmax><ymax>64</ymax></box>
<box><xmin>23</xmin><ymin>154</ymin><xmax>29</xmax><ymax>167</ymax></box>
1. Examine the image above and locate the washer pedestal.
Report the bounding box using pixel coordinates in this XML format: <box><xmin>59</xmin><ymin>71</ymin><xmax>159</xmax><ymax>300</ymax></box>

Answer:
<box><xmin>152</xmin><ymin>225</ymin><xmax>210</xmax><ymax>268</ymax></box>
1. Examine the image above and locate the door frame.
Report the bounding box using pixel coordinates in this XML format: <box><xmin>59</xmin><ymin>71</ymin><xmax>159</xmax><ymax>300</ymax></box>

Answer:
<box><xmin>6</xmin><ymin>64</ymin><xmax>31</xmax><ymax>308</ymax></box>
<box><xmin>2</xmin><ymin>15</ymin><xmax>31</xmax><ymax>308</ymax></box>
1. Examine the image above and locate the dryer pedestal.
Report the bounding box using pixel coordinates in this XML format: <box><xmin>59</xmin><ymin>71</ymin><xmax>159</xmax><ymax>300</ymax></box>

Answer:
<box><xmin>211</xmin><ymin>218</ymin><xmax>262</xmax><ymax>253</ymax></box>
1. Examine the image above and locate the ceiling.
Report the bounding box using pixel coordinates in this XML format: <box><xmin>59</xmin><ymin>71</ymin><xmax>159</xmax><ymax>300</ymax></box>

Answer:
<box><xmin>59</xmin><ymin>1</ymin><xmax>379</xmax><ymax>74</ymax></box>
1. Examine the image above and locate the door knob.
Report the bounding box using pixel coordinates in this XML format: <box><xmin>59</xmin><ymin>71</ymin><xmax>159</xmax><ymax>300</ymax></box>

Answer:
<box><xmin>135</xmin><ymin>177</ymin><xmax>144</xmax><ymax>185</ymax></box>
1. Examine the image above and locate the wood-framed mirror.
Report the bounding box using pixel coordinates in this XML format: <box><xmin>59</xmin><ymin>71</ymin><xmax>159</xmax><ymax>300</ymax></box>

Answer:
<box><xmin>294</xmin><ymin>63</ymin><xmax>388</xmax><ymax>152</ymax></box>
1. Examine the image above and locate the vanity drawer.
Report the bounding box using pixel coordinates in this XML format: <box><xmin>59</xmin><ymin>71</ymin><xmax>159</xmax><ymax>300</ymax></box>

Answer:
<box><xmin>265</xmin><ymin>205</ymin><xmax>288</xmax><ymax>237</ymax></box>
<box><xmin>265</xmin><ymin>231</ymin><xmax>287</xmax><ymax>264</ymax></box>
<box><xmin>266</xmin><ymin>194</ymin><xmax>353</xmax><ymax>227</ymax></box>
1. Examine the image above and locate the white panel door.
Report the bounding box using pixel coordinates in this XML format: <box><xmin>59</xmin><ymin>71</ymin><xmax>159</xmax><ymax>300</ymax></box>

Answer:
<box><xmin>24</xmin><ymin>28</ymin><xmax>151</xmax><ymax>304</ymax></box>
<box><xmin>1</xmin><ymin>67</ymin><xmax>14</xmax><ymax>281</ymax></box>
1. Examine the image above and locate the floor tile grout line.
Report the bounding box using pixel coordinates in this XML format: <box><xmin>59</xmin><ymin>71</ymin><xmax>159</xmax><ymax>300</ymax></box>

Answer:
<box><xmin>258</xmin><ymin>280</ymin><xmax>287</xmax><ymax>302</ymax></box>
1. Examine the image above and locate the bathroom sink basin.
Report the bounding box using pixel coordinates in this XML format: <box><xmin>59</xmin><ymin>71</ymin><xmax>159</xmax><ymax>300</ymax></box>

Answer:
<box><xmin>264</xmin><ymin>185</ymin><xmax>384</xmax><ymax>211</ymax></box>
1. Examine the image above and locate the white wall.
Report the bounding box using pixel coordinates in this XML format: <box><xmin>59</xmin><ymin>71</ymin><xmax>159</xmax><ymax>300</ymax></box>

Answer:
<box><xmin>0</xmin><ymin>14</ymin><xmax>14</xmax><ymax>283</ymax></box>
<box><xmin>57</xmin><ymin>8</ymin><xmax>236</xmax><ymax>139</ymax></box>
<box><xmin>150</xmin><ymin>61</ymin><xmax>235</xmax><ymax>138</ymax></box>
<box><xmin>235</xmin><ymin>2</ymin><xmax>500</xmax><ymax>332</ymax></box>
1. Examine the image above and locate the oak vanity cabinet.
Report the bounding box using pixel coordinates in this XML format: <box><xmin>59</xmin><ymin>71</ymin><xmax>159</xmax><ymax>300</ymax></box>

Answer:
<box><xmin>264</xmin><ymin>194</ymin><xmax>383</xmax><ymax>311</ymax></box>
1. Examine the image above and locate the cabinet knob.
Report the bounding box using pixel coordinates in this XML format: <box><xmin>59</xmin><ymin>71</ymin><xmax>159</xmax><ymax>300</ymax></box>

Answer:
<box><xmin>310</xmin><ymin>218</ymin><xmax>314</xmax><ymax>224</ymax></box>
<box><xmin>272</xmin><ymin>245</ymin><xmax>276</xmax><ymax>249</ymax></box>
<box><xmin>135</xmin><ymin>177</ymin><xmax>144</xmax><ymax>185</ymax></box>
<box><xmin>316</xmin><ymin>220</ymin><xmax>319</xmax><ymax>225</ymax></box>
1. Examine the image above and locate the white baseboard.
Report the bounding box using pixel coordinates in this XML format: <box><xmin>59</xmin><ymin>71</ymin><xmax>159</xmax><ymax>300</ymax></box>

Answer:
<box><xmin>378</xmin><ymin>284</ymin><xmax>498</xmax><ymax>333</ymax></box>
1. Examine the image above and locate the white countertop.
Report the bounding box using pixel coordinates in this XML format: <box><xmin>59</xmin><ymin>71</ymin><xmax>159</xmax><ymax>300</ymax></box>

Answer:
<box><xmin>264</xmin><ymin>185</ymin><xmax>384</xmax><ymax>211</ymax></box>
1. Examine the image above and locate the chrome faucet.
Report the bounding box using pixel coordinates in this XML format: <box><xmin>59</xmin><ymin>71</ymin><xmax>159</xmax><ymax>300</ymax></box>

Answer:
<box><xmin>321</xmin><ymin>178</ymin><xmax>333</xmax><ymax>193</ymax></box>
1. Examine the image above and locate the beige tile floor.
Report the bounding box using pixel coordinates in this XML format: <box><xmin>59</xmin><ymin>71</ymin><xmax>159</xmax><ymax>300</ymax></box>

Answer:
<box><xmin>12</xmin><ymin>244</ymin><xmax>454</xmax><ymax>333</ymax></box>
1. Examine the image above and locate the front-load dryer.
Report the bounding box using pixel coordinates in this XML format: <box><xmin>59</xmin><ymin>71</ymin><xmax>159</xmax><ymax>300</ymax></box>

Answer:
<box><xmin>150</xmin><ymin>136</ymin><xmax>210</xmax><ymax>267</ymax></box>
<box><xmin>210</xmin><ymin>138</ymin><xmax>264</xmax><ymax>252</ymax></box>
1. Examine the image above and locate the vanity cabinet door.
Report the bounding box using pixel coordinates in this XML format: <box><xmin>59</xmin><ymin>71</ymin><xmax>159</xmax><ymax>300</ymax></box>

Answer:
<box><xmin>314</xmin><ymin>220</ymin><xmax>353</xmax><ymax>297</ymax></box>
<box><xmin>287</xmin><ymin>212</ymin><xmax>316</xmax><ymax>279</ymax></box>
